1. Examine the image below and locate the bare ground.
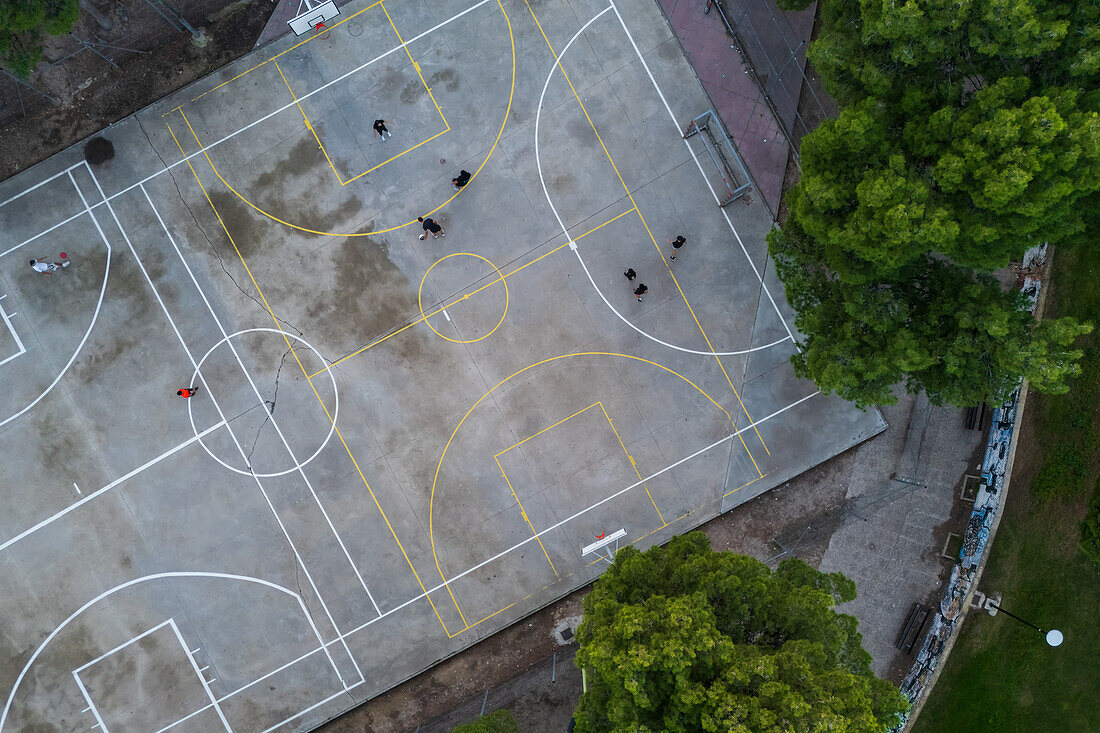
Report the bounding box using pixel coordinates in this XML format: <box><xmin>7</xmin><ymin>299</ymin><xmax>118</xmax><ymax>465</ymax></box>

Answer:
<box><xmin>317</xmin><ymin>438</ymin><xmax>894</xmax><ymax>733</ymax></box>
<box><xmin>0</xmin><ymin>0</ymin><xmax>275</xmax><ymax>182</ymax></box>
<box><xmin>2</xmin><ymin>6</ymin><xmax>964</xmax><ymax>731</ymax></box>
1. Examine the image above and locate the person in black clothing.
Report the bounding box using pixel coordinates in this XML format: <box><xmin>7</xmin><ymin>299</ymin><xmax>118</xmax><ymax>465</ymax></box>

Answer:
<box><xmin>451</xmin><ymin>170</ymin><xmax>471</xmax><ymax>190</ymax></box>
<box><xmin>634</xmin><ymin>283</ymin><xmax>648</xmax><ymax>302</ymax></box>
<box><xmin>667</xmin><ymin>235</ymin><xmax>686</xmax><ymax>260</ymax></box>
<box><xmin>373</xmin><ymin>119</ymin><xmax>391</xmax><ymax>141</ymax></box>
<box><xmin>418</xmin><ymin>216</ymin><xmax>445</xmax><ymax>240</ymax></box>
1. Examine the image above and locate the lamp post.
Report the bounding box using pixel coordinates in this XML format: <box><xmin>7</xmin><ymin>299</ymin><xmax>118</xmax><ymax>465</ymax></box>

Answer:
<box><xmin>987</xmin><ymin>602</ymin><xmax>1063</xmax><ymax>646</ymax></box>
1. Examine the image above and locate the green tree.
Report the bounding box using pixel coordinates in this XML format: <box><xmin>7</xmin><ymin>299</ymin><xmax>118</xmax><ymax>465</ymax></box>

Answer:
<box><xmin>770</xmin><ymin>0</ymin><xmax>1098</xmax><ymax>407</ymax></box>
<box><xmin>0</xmin><ymin>0</ymin><xmax>80</xmax><ymax>77</ymax></box>
<box><xmin>572</xmin><ymin>533</ymin><xmax>908</xmax><ymax>732</ymax></box>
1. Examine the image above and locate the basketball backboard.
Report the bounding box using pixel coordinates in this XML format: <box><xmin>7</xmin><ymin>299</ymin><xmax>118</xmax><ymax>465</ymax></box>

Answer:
<box><xmin>288</xmin><ymin>0</ymin><xmax>340</xmax><ymax>36</ymax></box>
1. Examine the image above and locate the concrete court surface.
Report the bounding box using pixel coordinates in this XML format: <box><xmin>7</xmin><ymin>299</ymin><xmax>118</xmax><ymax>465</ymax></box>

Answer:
<box><xmin>0</xmin><ymin>0</ymin><xmax>884</xmax><ymax>730</ymax></box>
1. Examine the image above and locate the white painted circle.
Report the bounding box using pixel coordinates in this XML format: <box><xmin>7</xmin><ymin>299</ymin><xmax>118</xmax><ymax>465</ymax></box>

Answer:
<box><xmin>1046</xmin><ymin>629</ymin><xmax>1064</xmax><ymax>647</ymax></box>
<box><xmin>187</xmin><ymin>328</ymin><xmax>338</xmax><ymax>478</ymax></box>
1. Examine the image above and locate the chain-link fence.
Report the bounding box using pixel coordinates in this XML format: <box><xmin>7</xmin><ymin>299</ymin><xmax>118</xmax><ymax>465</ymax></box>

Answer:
<box><xmin>711</xmin><ymin>0</ymin><xmax>832</xmax><ymax>164</ymax></box>
<box><xmin>0</xmin><ymin>0</ymin><xmax>224</xmax><ymax>128</ymax></box>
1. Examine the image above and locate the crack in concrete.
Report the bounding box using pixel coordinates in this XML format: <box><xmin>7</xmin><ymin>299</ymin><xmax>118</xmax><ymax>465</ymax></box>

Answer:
<box><xmin>164</xmin><ymin>165</ymin><xmax>304</xmax><ymax>337</ymax></box>
<box><xmin>135</xmin><ymin>115</ymin><xmax>170</xmax><ymax>171</ymax></box>
<box><xmin>246</xmin><ymin>346</ymin><xmax>292</xmax><ymax>464</ymax></box>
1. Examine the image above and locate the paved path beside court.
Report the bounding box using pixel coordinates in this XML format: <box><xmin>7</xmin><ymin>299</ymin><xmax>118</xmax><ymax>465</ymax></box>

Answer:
<box><xmin>657</xmin><ymin>0</ymin><xmax>817</xmax><ymax>215</ymax></box>
<box><xmin>0</xmin><ymin>1</ymin><xmax>880</xmax><ymax>731</ymax></box>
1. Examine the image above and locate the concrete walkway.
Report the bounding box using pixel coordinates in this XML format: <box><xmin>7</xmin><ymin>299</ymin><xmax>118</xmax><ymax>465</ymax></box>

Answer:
<box><xmin>0</xmin><ymin>1</ymin><xmax>881</xmax><ymax>730</ymax></box>
<box><xmin>656</xmin><ymin>0</ymin><xmax>817</xmax><ymax>216</ymax></box>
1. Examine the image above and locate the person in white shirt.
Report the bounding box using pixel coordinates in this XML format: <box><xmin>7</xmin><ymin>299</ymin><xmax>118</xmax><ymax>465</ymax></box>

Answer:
<box><xmin>29</xmin><ymin>257</ymin><xmax>68</xmax><ymax>273</ymax></box>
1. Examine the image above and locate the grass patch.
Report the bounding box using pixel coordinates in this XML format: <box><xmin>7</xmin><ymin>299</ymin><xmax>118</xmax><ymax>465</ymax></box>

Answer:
<box><xmin>1029</xmin><ymin>246</ymin><xmax>1100</xmax><ymax>500</ymax></box>
<box><xmin>912</xmin><ymin>244</ymin><xmax>1100</xmax><ymax>732</ymax></box>
<box><xmin>912</xmin><ymin>494</ymin><xmax>1098</xmax><ymax>731</ymax></box>
<box><xmin>452</xmin><ymin>709</ymin><xmax>521</xmax><ymax>733</ymax></box>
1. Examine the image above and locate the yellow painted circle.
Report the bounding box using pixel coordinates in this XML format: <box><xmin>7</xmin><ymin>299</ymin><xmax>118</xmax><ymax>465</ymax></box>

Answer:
<box><xmin>425</xmin><ymin>352</ymin><xmax>742</xmax><ymax>635</ymax></box>
<box><xmin>193</xmin><ymin>0</ymin><xmax>516</xmax><ymax>238</ymax></box>
<box><xmin>418</xmin><ymin>253</ymin><xmax>509</xmax><ymax>344</ymax></box>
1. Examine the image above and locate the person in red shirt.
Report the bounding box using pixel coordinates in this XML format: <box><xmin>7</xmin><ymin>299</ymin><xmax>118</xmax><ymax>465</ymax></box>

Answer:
<box><xmin>177</xmin><ymin>387</ymin><xmax>199</xmax><ymax>398</ymax></box>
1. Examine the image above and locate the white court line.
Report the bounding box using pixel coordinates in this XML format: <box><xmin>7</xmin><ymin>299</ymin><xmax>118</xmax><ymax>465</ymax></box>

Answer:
<box><xmin>608</xmin><ymin>0</ymin><xmax>798</xmax><ymax>346</ymax></box>
<box><xmin>0</xmin><ymin>162</ymin><xmax>83</xmax><ymax>210</ymax></box>
<box><xmin>139</xmin><ymin>181</ymin><xmax>381</xmax><ymax>622</ymax></box>
<box><xmin>71</xmin><ymin>672</ymin><xmax>111</xmax><ymax>733</ymax></box>
<box><xmin>0</xmin><ymin>0</ymin><xmax>495</xmax><ymax>249</ymax></box>
<box><xmin>532</xmin><ymin>5</ymin><xmax>790</xmax><ymax>357</ymax></box>
<box><xmin>340</xmin><ymin>389</ymin><xmax>820</xmax><ymax>636</ymax></box>
<box><xmin>129</xmin><ymin>181</ymin><xmax>380</xmax><ymax>621</ymax></box>
<box><xmin>0</xmin><ymin>421</ymin><xmax>226</xmax><ymax>553</ymax></box>
<box><xmin>0</xmin><ymin>171</ymin><xmax>111</xmax><ymax>430</ymax></box>
<box><xmin>2</xmin><ymin>2</ymin><xmax>812</xmax><ymax>728</ymax></box>
<box><xmin>0</xmin><ymin>572</ymin><xmax>342</xmax><ymax>733</ymax></box>
<box><xmin>131</xmin><ymin>180</ymin><xmax>368</xmax><ymax>684</ymax></box>
<box><xmin>0</xmin><ymin>294</ymin><xmax>26</xmax><ymax>367</ymax></box>
<box><xmin>0</xmin><ymin>207</ymin><xmax>90</xmax><ymax>259</ymax></box>
<box><xmin>152</xmin><ymin>646</ymin><xmax>329</xmax><ymax>733</ymax></box>
<box><xmin>82</xmin><ymin>168</ymin><xmax>359</xmax><ymax>686</ymax></box>
<box><xmin>73</xmin><ymin>483</ymin><xmax>81</xmax><ymax>495</ymax></box>
<box><xmin>122</xmin><ymin>388</ymin><xmax>822</xmax><ymax>733</ymax></box>
<box><xmin>71</xmin><ymin>619</ymin><xmax>233</xmax><ymax>732</ymax></box>
<box><xmin>74</xmin><ymin>619</ymin><xmax>174</xmax><ymax>674</ymax></box>
<box><xmin>167</xmin><ymin>620</ymin><xmax>233</xmax><ymax>732</ymax></box>
<box><xmin>259</xmin><ymin>687</ymin><xmax>352</xmax><ymax>733</ymax></box>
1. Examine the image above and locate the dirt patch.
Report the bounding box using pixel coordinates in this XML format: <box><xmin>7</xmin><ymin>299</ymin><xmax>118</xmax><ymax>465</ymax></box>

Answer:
<box><xmin>317</xmin><ymin>590</ymin><xmax>587</xmax><ymax>732</ymax></box>
<box><xmin>318</xmin><ymin>436</ymin><xmax>900</xmax><ymax>732</ymax></box>
<box><xmin>0</xmin><ymin>0</ymin><xmax>276</xmax><ymax>182</ymax></box>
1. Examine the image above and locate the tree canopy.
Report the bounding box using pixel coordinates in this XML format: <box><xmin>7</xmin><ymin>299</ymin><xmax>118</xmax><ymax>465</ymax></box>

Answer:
<box><xmin>572</xmin><ymin>533</ymin><xmax>908</xmax><ymax>732</ymax></box>
<box><xmin>770</xmin><ymin>0</ymin><xmax>1098</xmax><ymax>407</ymax></box>
<box><xmin>0</xmin><ymin>0</ymin><xmax>80</xmax><ymax>77</ymax></box>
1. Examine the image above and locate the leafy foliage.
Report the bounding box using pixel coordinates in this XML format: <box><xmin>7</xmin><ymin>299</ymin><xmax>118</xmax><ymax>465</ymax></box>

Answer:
<box><xmin>572</xmin><ymin>533</ymin><xmax>908</xmax><ymax>732</ymax></box>
<box><xmin>0</xmin><ymin>0</ymin><xmax>80</xmax><ymax>77</ymax></box>
<box><xmin>771</xmin><ymin>0</ymin><xmax>1099</xmax><ymax>406</ymax></box>
<box><xmin>1027</xmin><ymin>244</ymin><xmax>1100</xmax><ymax>500</ymax></box>
<box><xmin>452</xmin><ymin>709</ymin><xmax>520</xmax><ymax>733</ymax></box>
<box><xmin>1080</xmin><ymin>478</ymin><xmax>1100</xmax><ymax>565</ymax></box>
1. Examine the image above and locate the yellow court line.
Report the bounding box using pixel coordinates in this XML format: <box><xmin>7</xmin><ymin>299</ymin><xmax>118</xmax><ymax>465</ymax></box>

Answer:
<box><xmin>274</xmin><ymin>60</ymin><xmax>345</xmax><ymax>185</ymax></box>
<box><xmin>598</xmin><ymin>403</ymin><xmax>665</xmax><ymax>525</ymax></box>
<box><xmin>457</xmin><ymin>505</ymin><xmax>696</xmax><ymax>634</ymax></box>
<box><xmin>572</xmin><ymin>205</ymin><xmax>637</xmax><ymax>241</ymax></box>
<box><xmin>166</xmin><ymin>117</ymin><xmax>457</xmax><ymax>637</ymax></box>
<box><xmin>180</xmin><ymin>0</ymin><xmax>515</xmax><ymax>239</ymax></box>
<box><xmin>494</xmin><ymin>398</ymin><xmax>663</xmax><ymax>548</ymax></box>
<box><xmin>496</xmin><ymin>402</ymin><xmax>603</xmax><ymax>457</ymax></box>
<box><xmin>583</xmin><ymin>511</ymin><xmax>692</xmax><ymax>568</ymax></box>
<box><xmin>523</xmin><ymin>0</ymin><xmax>769</xmax><ymax>468</ymax></box>
<box><xmin>495</xmin><ymin>455</ymin><xmax>559</xmax><ymax>577</ymax></box>
<box><xmin>638</xmin><ymin>204</ymin><xmax>769</xmax><ymax>464</ymax></box>
<box><xmin>274</xmin><ymin>2</ymin><xmax>452</xmax><ymax>188</ymax></box>
<box><xmin>380</xmin><ymin>2</ymin><xmax>449</xmax><ymax>127</ymax></box>
<box><xmin>429</xmin><ymin>351</ymin><xmax>738</xmax><ymax>631</ymax></box>
<box><xmin>723</xmin><ymin>472</ymin><xmax>767</xmax><ymax>498</ymax></box>
<box><xmin>446</xmin><ymin>600</ymin><xmax>518</xmax><ymax>638</ymax></box>
<box><xmin>187</xmin><ymin>2</ymin><xmax>383</xmax><ymax>105</ymax></box>
<box><xmin>340</xmin><ymin>128</ymin><xmax>449</xmax><ymax>186</ymax></box>
<box><xmin>314</xmin><ymin>206</ymin><xmax>636</xmax><ymax>377</ymax></box>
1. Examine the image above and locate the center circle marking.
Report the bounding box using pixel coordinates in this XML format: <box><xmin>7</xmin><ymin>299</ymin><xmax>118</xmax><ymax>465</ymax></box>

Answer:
<box><xmin>187</xmin><ymin>327</ymin><xmax>339</xmax><ymax>478</ymax></box>
<box><xmin>418</xmin><ymin>253</ymin><xmax>509</xmax><ymax>344</ymax></box>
